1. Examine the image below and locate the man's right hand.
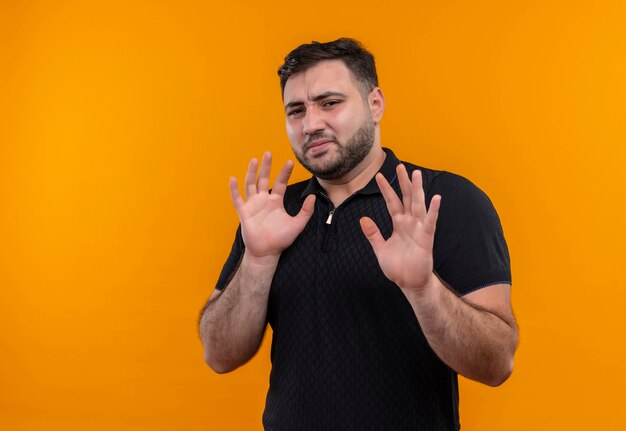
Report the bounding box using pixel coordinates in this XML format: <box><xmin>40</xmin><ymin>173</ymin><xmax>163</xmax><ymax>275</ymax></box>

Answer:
<box><xmin>229</xmin><ymin>151</ymin><xmax>316</xmax><ymax>263</ymax></box>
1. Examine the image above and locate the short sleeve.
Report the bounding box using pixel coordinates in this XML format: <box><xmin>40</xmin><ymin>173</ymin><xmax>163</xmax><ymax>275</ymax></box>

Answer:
<box><xmin>215</xmin><ymin>225</ymin><xmax>245</xmax><ymax>291</ymax></box>
<box><xmin>426</xmin><ymin>172</ymin><xmax>511</xmax><ymax>296</ymax></box>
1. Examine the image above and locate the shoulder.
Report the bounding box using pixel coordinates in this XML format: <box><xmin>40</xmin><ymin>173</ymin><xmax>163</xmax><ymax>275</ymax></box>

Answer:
<box><xmin>398</xmin><ymin>160</ymin><xmax>492</xmax><ymax>207</ymax></box>
<box><xmin>394</xmin><ymin>155</ymin><xmax>510</xmax><ymax>294</ymax></box>
<box><xmin>430</xmin><ymin>171</ymin><xmax>495</xmax><ymax>210</ymax></box>
<box><xmin>397</xmin><ymin>160</ymin><xmax>444</xmax><ymax>192</ymax></box>
<box><xmin>418</xmin><ymin>168</ymin><xmax>504</xmax><ymax>233</ymax></box>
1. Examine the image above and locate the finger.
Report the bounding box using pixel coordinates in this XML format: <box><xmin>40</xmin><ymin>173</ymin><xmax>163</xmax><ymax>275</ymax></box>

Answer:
<box><xmin>411</xmin><ymin>170</ymin><xmax>426</xmax><ymax>220</ymax></box>
<box><xmin>257</xmin><ymin>151</ymin><xmax>272</xmax><ymax>193</ymax></box>
<box><xmin>423</xmin><ymin>194</ymin><xmax>441</xmax><ymax>237</ymax></box>
<box><xmin>229</xmin><ymin>176</ymin><xmax>244</xmax><ymax>214</ymax></box>
<box><xmin>272</xmin><ymin>160</ymin><xmax>294</xmax><ymax>197</ymax></box>
<box><xmin>397</xmin><ymin>164</ymin><xmax>412</xmax><ymax>211</ymax></box>
<box><xmin>293</xmin><ymin>194</ymin><xmax>316</xmax><ymax>227</ymax></box>
<box><xmin>245</xmin><ymin>158</ymin><xmax>259</xmax><ymax>199</ymax></box>
<box><xmin>375</xmin><ymin>173</ymin><xmax>404</xmax><ymax>217</ymax></box>
<box><xmin>359</xmin><ymin>216</ymin><xmax>386</xmax><ymax>253</ymax></box>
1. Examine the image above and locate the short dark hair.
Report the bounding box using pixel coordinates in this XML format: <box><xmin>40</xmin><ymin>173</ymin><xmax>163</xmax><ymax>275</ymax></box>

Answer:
<box><xmin>278</xmin><ymin>38</ymin><xmax>378</xmax><ymax>98</ymax></box>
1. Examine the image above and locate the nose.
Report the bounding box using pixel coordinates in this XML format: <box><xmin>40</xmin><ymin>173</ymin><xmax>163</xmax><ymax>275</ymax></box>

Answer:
<box><xmin>302</xmin><ymin>105</ymin><xmax>325</xmax><ymax>136</ymax></box>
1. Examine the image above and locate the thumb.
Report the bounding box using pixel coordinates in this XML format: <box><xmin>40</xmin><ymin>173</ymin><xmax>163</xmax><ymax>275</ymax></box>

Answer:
<box><xmin>294</xmin><ymin>194</ymin><xmax>316</xmax><ymax>225</ymax></box>
<box><xmin>360</xmin><ymin>217</ymin><xmax>385</xmax><ymax>251</ymax></box>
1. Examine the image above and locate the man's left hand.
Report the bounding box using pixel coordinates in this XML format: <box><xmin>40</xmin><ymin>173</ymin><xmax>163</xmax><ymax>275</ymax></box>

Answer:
<box><xmin>359</xmin><ymin>164</ymin><xmax>441</xmax><ymax>293</ymax></box>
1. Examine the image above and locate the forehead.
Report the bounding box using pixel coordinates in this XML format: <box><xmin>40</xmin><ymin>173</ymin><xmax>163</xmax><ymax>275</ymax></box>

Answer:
<box><xmin>283</xmin><ymin>59</ymin><xmax>361</xmax><ymax>103</ymax></box>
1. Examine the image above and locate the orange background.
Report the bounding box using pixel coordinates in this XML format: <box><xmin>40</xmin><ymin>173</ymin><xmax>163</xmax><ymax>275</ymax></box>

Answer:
<box><xmin>1</xmin><ymin>1</ymin><xmax>625</xmax><ymax>430</ymax></box>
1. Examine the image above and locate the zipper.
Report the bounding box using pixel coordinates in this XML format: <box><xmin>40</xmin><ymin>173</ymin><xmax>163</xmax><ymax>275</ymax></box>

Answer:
<box><xmin>319</xmin><ymin>193</ymin><xmax>336</xmax><ymax>225</ymax></box>
<box><xmin>320</xmin><ymin>191</ymin><xmax>360</xmax><ymax>225</ymax></box>
<box><xmin>319</xmin><ymin>191</ymin><xmax>356</xmax><ymax>252</ymax></box>
<box><xmin>326</xmin><ymin>209</ymin><xmax>335</xmax><ymax>225</ymax></box>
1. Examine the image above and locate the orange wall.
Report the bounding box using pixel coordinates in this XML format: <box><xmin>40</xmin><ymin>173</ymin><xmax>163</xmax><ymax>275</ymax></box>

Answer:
<box><xmin>1</xmin><ymin>1</ymin><xmax>625</xmax><ymax>430</ymax></box>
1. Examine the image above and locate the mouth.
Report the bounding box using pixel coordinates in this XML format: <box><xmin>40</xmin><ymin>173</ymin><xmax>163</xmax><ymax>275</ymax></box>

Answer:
<box><xmin>305</xmin><ymin>139</ymin><xmax>335</xmax><ymax>155</ymax></box>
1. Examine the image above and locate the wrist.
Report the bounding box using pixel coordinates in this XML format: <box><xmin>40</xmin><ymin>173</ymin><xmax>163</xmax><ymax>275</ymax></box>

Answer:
<box><xmin>242</xmin><ymin>251</ymin><xmax>281</xmax><ymax>269</ymax></box>
<box><xmin>401</xmin><ymin>273</ymin><xmax>440</xmax><ymax>303</ymax></box>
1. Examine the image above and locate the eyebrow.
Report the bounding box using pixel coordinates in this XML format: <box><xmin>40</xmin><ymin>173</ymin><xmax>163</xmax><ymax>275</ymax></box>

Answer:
<box><xmin>284</xmin><ymin>91</ymin><xmax>347</xmax><ymax>112</ymax></box>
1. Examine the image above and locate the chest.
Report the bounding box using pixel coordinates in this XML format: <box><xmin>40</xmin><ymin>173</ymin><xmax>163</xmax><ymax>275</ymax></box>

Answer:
<box><xmin>267</xmin><ymin>194</ymin><xmax>408</xmax><ymax>328</ymax></box>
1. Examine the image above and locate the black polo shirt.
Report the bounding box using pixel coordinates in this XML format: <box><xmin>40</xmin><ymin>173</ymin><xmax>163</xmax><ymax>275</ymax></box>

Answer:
<box><xmin>215</xmin><ymin>148</ymin><xmax>511</xmax><ymax>431</ymax></box>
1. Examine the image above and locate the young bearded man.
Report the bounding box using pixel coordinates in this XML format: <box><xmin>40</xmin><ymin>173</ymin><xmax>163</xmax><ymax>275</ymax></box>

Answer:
<box><xmin>199</xmin><ymin>38</ymin><xmax>518</xmax><ymax>431</ymax></box>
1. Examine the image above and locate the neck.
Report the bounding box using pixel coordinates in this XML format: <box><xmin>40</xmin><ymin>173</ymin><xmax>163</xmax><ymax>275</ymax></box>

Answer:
<box><xmin>317</xmin><ymin>145</ymin><xmax>386</xmax><ymax>207</ymax></box>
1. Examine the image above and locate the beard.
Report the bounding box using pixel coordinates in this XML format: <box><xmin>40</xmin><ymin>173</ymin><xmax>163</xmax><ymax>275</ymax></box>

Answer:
<box><xmin>294</xmin><ymin>118</ymin><xmax>375</xmax><ymax>181</ymax></box>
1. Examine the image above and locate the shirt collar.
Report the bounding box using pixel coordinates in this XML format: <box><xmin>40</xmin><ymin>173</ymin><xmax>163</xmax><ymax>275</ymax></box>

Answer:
<box><xmin>300</xmin><ymin>147</ymin><xmax>400</xmax><ymax>198</ymax></box>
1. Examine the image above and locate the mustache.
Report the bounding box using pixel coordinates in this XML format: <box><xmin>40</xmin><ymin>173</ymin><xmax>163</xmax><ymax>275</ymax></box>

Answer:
<box><xmin>304</xmin><ymin>132</ymin><xmax>337</xmax><ymax>149</ymax></box>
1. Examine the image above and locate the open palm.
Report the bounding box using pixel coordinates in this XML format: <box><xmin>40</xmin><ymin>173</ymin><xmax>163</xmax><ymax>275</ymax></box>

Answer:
<box><xmin>360</xmin><ymin>164</ymin><xmax>441</xmax><ymax>292</ymax></box>
<box><xmin>230</xmin><ymin>152</ymin><xmax>315</xmax><ymax>260</ymax></box>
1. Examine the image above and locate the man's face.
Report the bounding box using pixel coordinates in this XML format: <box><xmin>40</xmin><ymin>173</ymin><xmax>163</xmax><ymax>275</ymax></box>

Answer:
<box><xmin>283</xmin><ymin>60</ymin><xmax>375</xmax><ymax>180</ymax></box>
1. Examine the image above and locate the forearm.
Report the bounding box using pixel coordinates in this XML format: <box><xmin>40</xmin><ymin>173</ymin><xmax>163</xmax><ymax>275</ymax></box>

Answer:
<box><xmin>199</xmin><ymin>252</ymin><xmax>279</xmax><ymax>373</ymax></box>
<box><xmin>403</xmin><ymin>277</ymin><xmax>518</xmax><ymax>386</ymax></box>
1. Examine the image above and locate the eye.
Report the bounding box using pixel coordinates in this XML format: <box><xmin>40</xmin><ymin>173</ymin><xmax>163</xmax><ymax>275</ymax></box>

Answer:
<box><xmin>322</xmin><ymin>100</ymin><xmax>341</xmax><ymax>108</ymax></box>
<box><xmin>287</xmin><ymin>107</ymin><xmax>305</xmax><ymax>118</ymax></box>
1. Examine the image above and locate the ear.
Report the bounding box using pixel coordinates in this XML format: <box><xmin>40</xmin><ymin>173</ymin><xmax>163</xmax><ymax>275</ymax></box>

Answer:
<box><xmin>368</xmin><ymin>87</ymin><xmax>385</xmax><ymax>124</ymax></box>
